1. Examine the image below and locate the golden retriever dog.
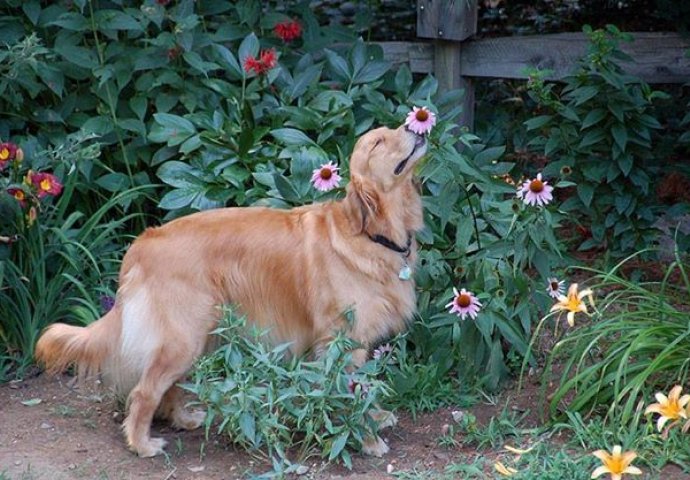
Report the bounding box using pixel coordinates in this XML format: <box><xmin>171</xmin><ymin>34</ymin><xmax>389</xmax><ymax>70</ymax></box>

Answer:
<box><xmin>35</xmin><ymin>124</ymin><xmax>427</xmax><ymax>458</ymax></box>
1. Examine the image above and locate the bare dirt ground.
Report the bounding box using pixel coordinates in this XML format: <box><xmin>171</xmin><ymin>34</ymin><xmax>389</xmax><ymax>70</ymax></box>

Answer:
<box><xmin>2</xmin><ymin>374</ymin><xmax>690</xmax><ymax>480</ymax></box>
<box><xmin>0</xmin><ymin>373</ymin><xmax>532</xmax><ymax>480</ymax></box>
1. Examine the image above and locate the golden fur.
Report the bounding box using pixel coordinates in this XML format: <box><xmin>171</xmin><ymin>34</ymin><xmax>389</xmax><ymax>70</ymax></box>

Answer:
<box><xmin>35</xmin><ymin>125</ymin><xmax>427</xmax><ymax>458</ymax></box>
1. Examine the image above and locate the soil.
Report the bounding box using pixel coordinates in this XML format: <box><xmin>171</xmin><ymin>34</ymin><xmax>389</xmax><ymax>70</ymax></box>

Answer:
<box><xmin>0</xmin><ymin>373</ymin><xmax>544</xmax><ymax>480</ymax></box>
<box><xmin>3</xmin><ymin>373</ymin><xmax>690</xmax><ymax>480</ymax></box>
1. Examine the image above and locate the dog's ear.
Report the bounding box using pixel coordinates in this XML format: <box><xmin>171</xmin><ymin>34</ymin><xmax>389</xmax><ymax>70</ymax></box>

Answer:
<box><xmin>346</xmin><ymin>174</ymin><xmax>381</xmax><ymax>233</ymax></box>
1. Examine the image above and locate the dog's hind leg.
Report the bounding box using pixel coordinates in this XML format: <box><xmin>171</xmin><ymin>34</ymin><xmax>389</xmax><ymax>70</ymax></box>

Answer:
<box><xmin>123</xmin><ymin>350</ymin><xmax>194</xmax><ymax>457</ymax></box>
<box><xmin>158</xmin><ymin>385</ymin><xmax>206</xmax><ymax>431</ymax></box>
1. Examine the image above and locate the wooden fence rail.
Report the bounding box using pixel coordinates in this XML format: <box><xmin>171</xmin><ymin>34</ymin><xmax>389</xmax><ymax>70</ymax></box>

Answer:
<box><xmin>376</xmin><ymin>0</ymin><xmax>690</xmax><ymax>129</ymax></box>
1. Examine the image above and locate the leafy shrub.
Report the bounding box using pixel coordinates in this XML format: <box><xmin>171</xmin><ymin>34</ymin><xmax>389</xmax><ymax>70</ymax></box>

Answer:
<box><xmin>0</xmin><ymin>0</ymin><xmax>567</xmax><ymax>389</ymax></box>
<box><xmin>186</xmin><ymin>309</ymin><xmax>388</xmax><ymax>470</ymax></box>
<box><xmin>523</xmin><ymin>25</ymin><xmax>668</xmax><ymax>256</ymax></box>
<box><xmin>544</xmin><ymin>251</ymin><xmax>690</xmax><ymax>425</ymax></box>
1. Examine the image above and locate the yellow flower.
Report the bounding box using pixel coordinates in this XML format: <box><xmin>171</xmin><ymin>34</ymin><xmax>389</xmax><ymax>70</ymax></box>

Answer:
<box><xmin>550</xmin><ymin>283</ymin><xmax>594</xmax><ymax>326</ymax></box>
<box><xmin>494</xmin><ymin>461</ymin><xmax>517</xmax><ymax>477</ymax></box>
<box><xmin>644</xmin><ymin>385</ymin><xmax>690</xmax><ymax>431</ymax></box>
<box><xmin>591</xmin><ymin>446</ymin><xmax>642</xmax><ymax>480</ymax></box>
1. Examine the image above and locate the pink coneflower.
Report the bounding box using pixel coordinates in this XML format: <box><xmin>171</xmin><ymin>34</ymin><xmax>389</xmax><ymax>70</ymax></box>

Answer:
<box><xmin>404</xmin><ymin>106</ymin><xmax>436</xmax><ymax>135</ymax></box>
<box><xmin>516</xmin><ymin>173</ymin><xmax>553</xmax><ymax>207</ymax></box>
<box><xmin>274</xmin><ymin>19</ymin><xmax>302</xmax><ymax>42</ymax></box>
<box><xmin>243</xmin><ymin>48</ymin><xmax>278</xmax><ymax>76</ymax></box>
<box><xmin>546</xmin><ymin>277</ymin><xmax>565</xmax><ymax>299</ymax></box>
<box><xmin>446</xmin><ymin>287</ymin><xmax>482</xmax><ymax>320</ymax></box>
<box><xmin>311</xmin><ymin>161</ymin><xmax>341</xmax><ymax>192</ymax></box>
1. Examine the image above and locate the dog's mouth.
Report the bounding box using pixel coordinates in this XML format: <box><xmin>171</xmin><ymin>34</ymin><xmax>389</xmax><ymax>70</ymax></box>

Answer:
<box><xmin>394</xmin><ymin>134</ymin><xmax>427</xmax><ymax>176</ymax></box>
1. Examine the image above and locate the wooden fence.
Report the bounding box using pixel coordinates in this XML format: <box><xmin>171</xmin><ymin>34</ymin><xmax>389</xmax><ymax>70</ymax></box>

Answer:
<box><xmin>377</xmin><ymin>1</ymin><xmax>690</xmax><ymax>129</ymax></box>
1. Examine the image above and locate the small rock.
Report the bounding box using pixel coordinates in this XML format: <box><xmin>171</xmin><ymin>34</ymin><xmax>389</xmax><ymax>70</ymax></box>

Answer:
<box><xmin>451</xmin><ymin>410</ymin><xmax>465</xmax><ymax>423</ymax></box>
<box><xmin>68</xmin><ymin>464</ymin><xmax>76</xmax><ymax>470</ymax></box>
<box><xmin>295</xmin><ymin>465</ymin><xmax>309</xmax><ymax>475</ymax></box>
<box><xmin>441</xmin><ymin>423</ymin><xmax>450</xmax><ymax>435</ymax></box>
<box><xmin>14</xmin><ymin>460</ymin><xmax>21</xmax><ymax>466</ymax></box>
<box><xmin>386</xmin><ymin>464</ymin><xmax>394</xmax><ymax>474</ymax></box>
<box><xmin>40</xmin><ymin>422</ymin><xmax>52</xmax><ymax>430</ymax></box>
<box><xmin>187</xmin><ymin>466</ymin><xmax>204</xmax><ymax>473</ymax></box>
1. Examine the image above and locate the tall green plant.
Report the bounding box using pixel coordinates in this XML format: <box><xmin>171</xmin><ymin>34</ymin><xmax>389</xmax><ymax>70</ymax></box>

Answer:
<box><xmin>544</xmin><ymin>250</ymin><xmax>690</xmax><ymax>425</ymax></box>
<box><xmin>524</xmin><ymin>25</ymin><xmax>667</xmax><ymax>256</ymax></box>
<box><xmin>0</xmin><ymin>134</ymin><xmax>149</xmax><ymax>377</ymax></box>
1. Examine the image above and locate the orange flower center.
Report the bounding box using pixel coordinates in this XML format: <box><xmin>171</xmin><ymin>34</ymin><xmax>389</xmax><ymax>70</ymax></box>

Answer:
<box><xmin>529</xmin><ymin>178</ymin><xmax>544</xmax><ymax>193</ymax></box>
<box><xmin>456</xmin><ymin>294</ymin><xmax>471</xmax><ymax>308</ymax></box>
<box><xmin>40</xmin><ymin>179</ymin><xmax>52</xmax><ymax>191</ymax></box>
<box><xmin>0</xmin><ymin>148</ymin><xmax>9</xmax><ymax>160</ymax></box>
<box><xmin>14</xmin><ymin>190</ymin><xmax>25</xmax><ymax>201</ymax></box>
<box><xmin>320</xmin><ymin>168</ymin><xmax>333</xmax><ymax>180</ymax></box>
<box><xmin>415</xmin><ymin>109</ymin><xmax>429</xmax><ymax>122</ymax></box>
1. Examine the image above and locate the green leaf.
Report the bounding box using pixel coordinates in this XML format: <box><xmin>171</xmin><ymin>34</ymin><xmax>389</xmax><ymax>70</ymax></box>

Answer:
<box><xmin>157</xmin><ymin>161</ymin><xmax>201</xmax><ymax>188</ymax></box>
<box><xmin>95</xmin><ymin>10</ymin><xmax>142</xmax><ymax>31</ymax></box>
<box><xmin>239</xmin><ymin>412</ymin><xmax>256</xmax><ymax>444</ymax></box>
<box><xmin>238</xmin><ymin>33</ymin><xmax>260</xmax><ymax>71</ymax></box>
<box><xmin>524</xmin><ymin>115</ymin><xmax>553</xmax><ymax>131</ymax></box>
<box><xmin>211</xmin><ymin>44</ymin><xmax>243</xmax><ymax>80</ymax></box>
<box><xmin>274</xmin><ymin>175</ymin><xmax>300</xmax><ymax>203</ymax></box>
<box><xmin>577</xmin><ymin>183</ymin><xmax>594</xmax><ymax>207</ymax></box>
<box><xmin>394</xmin><ymin>65</ymin><xmax>412</xmax><ymax>96</ymax></box>
<box><xmin>473</xmin><ymin>146</ymin><xmax>505</xmax><ymax>165</ymax></box>
<box><xmin>353</xmin><ymin>61</ymin><xmax>390</xmax><ymax>84</ymax></box>
<box><xmin>578</xmin><ymin>129</ymin><xmax>606</xmax><ymax>149</ymax></box>
<box><xmin>22</xmin><ymin>0</ymin><xmax>41</xmax><ymax>25</ymax></box>
<box><xmin>54</xmin><ymin>43</ymin><xmax>99</xmax><ymax>69</ymax></box>
<box><xmin>47</xmin><ymin>12</ymin><xmax>89</xmax><ymax>31</ymax></box>
<box><xmin>324</xmin><ymin>49</ymin><xmax>350</xmax><ymax>83</ymax></box>
<box><xmin>96</xmin><ymin>173</ymin><xmax>129</xmax><ymax>192</ymax></box>
<box><xmin>617</xmin><ymin>153</ymin><xmax>633</xmax><ymax>177</ymax></box>
<box><xmin>289</xmin><ymin>65</ymin><xmax>322</xmax><ymax>102</ymax></box>
<box><xmin>581</xmin><ymin>109</ymin><xmax>607</xmax><ymax>129</ymax></box>
<box><xmin>158</xmin><ymin>188</ymin><xmax>200</xmax><ymax>210</ymax></box>
<box><xmin>270</xmin><ymin>128</ymin><xmax>315</xmax><ymax>147</ymax></box>
<box><xmin>329</xmin><ymin>432</ymin><xmax>349</xmax><ymax>461</ymax></box>
<box><xmin>611</xmin><ymin>124</ymin><xmax>628</xmax><ymax>151</ymax></box>
<box><xmin>150</xmin><ymin>113</ymin><xmax>196</xmax><ymax>146</ymax></box>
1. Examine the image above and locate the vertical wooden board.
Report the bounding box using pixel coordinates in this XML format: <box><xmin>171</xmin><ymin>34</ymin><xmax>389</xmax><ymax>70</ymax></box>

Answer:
<box><xmin>417</xmin><ymin>0</ymin><xmax>477</xmax><ymax>41</ymax></box>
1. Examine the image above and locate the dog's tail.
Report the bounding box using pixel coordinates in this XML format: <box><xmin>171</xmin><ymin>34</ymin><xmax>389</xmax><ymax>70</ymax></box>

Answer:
<box><xmin>35</xmin><ymin>307</ymin><xmax>121</xmax><ymax>380</ymax></box>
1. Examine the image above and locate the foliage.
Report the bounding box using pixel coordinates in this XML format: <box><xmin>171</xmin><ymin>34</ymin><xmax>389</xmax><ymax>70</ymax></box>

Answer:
<box><xmin>544</xmin><ymin>250</ymin><xmax>690</xmax><ymax>425</ymax></box>
<box><xmin>185</xmin><ymin>309</ymin><xmax>388</xmax><ymax>470</ymax></box>
<box><xmin>524</xmin><ymin>25</ymin><xmax>668</xmax><ymax>256</ymax></box>
<box><xmin>0</xmin><ymin>0</ymin><xmax>566</xmax><ymax>389</ymax></box>
<box><xmin>0</xmin><ymin>133</ymin><xmax>146</xmax><ymax>378</ymax></box>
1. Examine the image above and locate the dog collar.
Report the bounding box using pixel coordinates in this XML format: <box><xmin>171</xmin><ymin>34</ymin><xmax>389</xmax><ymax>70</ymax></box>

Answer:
<box><xmin>368</xmin><ymin>233</ymin><xmax>412</xmax><ymax>258</ymax></box>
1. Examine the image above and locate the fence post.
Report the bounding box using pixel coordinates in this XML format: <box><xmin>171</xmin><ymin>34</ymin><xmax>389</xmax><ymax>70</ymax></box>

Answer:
<box><xmin>417</xmin><ymin>0</ymin><xmax>478</xmax><ymax>130</ymax></box>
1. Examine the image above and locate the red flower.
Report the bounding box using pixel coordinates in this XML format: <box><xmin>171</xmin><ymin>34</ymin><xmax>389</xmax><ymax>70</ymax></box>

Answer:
<box><xmin>7</xmin><ymin>187</ymin><xmax>27</xmax><ymax>208</ymax></box>
<box><xmin>274</xmin><ymin>19</ymin><xmax>302</xmax><ymax>42</ymax></box>
<box><xmin>156</xmin><ymin>0</ymin><xmax>171</xmax><ymax>5</ymax></box>
<box><xmin>28</xmin><ymin>171</ymin><xmax>63</xmax><ymax>198</ymax></box>
<box><xmin>243</xmin><ymin>48</ymin><xmax>278</xmax><ymax>76</ymax></box>
<box><xmin>0</xmin><ymin>142</ymin><xmax>18</xmax><ymax>169</ymax></box>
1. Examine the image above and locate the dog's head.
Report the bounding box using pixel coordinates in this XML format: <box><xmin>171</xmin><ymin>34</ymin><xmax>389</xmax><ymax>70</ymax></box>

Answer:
<box><xmin>345</xmin><ymin>125</ymin><xmax>427</xmax><ymax>236</ymax></box>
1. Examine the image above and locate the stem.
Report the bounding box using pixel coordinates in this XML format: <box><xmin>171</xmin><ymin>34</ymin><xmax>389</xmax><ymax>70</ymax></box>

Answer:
<box><xmin>462</xmin><ymin>183</ymin><xmax>482</xmax><ymax>251</ymax></box>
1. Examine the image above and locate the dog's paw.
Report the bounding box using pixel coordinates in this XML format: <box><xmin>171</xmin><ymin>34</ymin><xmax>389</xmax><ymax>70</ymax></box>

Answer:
<box><xmin>361</xmin><ymin>435</ymin><xmax>389</xmax><ymax>457</ymax></box>
<box><xmin>135</xmin><ymin>437</ymin><xmax>167</xmax><ymax>458</ymax></box>
<box><xmin>370</xmin><ymin>409</ymin><xmax>398</xmax><ymax>430</ymax></box>
<box><xmin>172</xmin><ymin>409</ymin><xmax>206</xmax><ymax>431</ymax></box>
